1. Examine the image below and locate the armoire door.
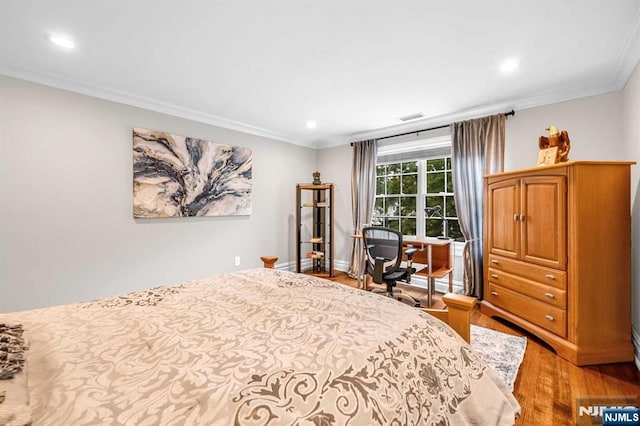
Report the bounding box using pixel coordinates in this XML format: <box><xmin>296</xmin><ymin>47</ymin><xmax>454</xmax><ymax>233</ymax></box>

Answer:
<box><xmin>520</xmin><ymin>176</ymin><xmax>567</xmax><ymax>269</ymax></box>
<box><xmin>486</xmin><ymin>177</ymin><xmax>521</xmax><ymax>260</ymax></box>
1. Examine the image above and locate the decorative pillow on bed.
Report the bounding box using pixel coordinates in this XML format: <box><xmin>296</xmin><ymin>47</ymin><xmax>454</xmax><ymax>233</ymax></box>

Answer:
<box><xmin>0</xmin><ymin>324</ymin><xmax>31</xmax><ymax>426</ymax></box>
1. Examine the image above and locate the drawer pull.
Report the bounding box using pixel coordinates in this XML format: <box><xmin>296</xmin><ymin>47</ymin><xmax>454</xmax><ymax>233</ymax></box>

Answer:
<box><xmin>544</xmin><ymin>292</ymin><xmax>555</xmax><ymax>299</ymax></box>
<box><xmin>520</xmin><ymin>214</ymin><xmax>525</xmax><ymax>222</ymax></box>
<box><xmin>491</xmin><ymin>291</ymin><xmax>498</xmax><ymax>296</ymax></box>
<box><xmin>491</xmin><ymin>274</ymin><xmax>499</xmax><ymax>279</ymax></box>
<box><xmin>491</xmin><ymin>259</ymin><xmax>499</xmax><ymax>264</ymax></box>
<box><xmin>513</xmin><ymin>214</ymin><xmax>518</xmax><ymax>221</ymax></box>
<box><xmin>545</xmin><ymin>274</ymin><xmax>555</xmax><ymax>280</ymax></box>
<box><xmin>544</xmin><ymin>315</ymin><xmax>555</xmax><ymax>321</ymax></box>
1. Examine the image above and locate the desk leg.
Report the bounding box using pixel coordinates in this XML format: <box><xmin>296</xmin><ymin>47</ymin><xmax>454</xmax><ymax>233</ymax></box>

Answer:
<box><xmin>355</xmin><ymin>240</ymin><xmax>362</xmax><ymax>289</ymax></box>
<box><xmin>359</xmin><ymin>239</ymin><xmax>367</xmax><ymax>290</ymax></box>
<box><xmin>427</xmin><ymin>245</ymin><xmax>433</xmax><ymax>307</ymax></box>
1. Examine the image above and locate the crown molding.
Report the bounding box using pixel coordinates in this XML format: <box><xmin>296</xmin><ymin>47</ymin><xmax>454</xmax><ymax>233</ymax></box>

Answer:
<box><xmin>344</xmin><ymin>81</ymin><xmax>622</xmax><ymax>145</ymax></box>
<box><xmin>0</xmin><ymin>65</ymin><xmax>308</xmax><ymax>147</ymax></box>
<box><xmin>611</xmin><ymin>6</ymin><xmax>640</xmax><ymax>90</ymax></box>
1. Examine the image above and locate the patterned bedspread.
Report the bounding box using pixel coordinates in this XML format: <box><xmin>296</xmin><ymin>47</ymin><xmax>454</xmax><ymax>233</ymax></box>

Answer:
<box><xmin>0</xmin><ymin>269</ymin><xmax>519</xmax><ymax>425</ymax></box>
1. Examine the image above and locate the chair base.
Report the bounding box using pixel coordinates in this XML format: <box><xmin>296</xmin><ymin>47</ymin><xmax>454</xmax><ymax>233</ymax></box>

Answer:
<box><xmin>372</xmin><ymin>288</ymin><xmax>420</xmax><ymax>307</ymax></box>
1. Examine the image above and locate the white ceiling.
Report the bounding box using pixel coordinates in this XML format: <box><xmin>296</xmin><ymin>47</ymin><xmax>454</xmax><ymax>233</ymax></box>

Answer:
<box><xmin>2</xmin><ymin>1</ymin><xmax>640</xmax><ymax>148</ymax></box>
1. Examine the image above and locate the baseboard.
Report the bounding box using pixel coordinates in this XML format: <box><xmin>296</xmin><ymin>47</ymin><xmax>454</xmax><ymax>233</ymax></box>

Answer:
<box><xmin>333</xmin><ymin>260</ymin><xmax>349</xmax><ymax>272</ymax></box>
<box><xmin>633</xmin><ymin>326</ymin><xmax>640</xmax><ymax>371</ymax></box>
<box><xmin>275</xmin><ymin>261</ymin><xmax>295</xmax><ymax>272</ymax></box>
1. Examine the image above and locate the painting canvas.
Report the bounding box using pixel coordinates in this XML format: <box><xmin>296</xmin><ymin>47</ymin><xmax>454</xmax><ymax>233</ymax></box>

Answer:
<box><xmin>133</xmin><ymin>128</ymin><xmax>252</xmax><ymax>218</ymax></box>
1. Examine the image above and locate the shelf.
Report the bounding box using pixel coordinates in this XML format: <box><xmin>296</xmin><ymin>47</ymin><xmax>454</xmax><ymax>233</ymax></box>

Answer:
<box><xmin>295</xmin><ymin>183</ymin><xmax>334</xmax><ymax>278</ymax></box>
<box><xmin>415</xmin><ymin>266</ymin><xmax>453</xmax><ymax>279</ymax></box>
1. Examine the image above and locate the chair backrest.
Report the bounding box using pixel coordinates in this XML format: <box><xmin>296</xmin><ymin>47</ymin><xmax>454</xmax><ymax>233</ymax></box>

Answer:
<box><xmin>362</xmin><ymin>226</ymin><xmax>403</xmax><ymax>275</ymax></box>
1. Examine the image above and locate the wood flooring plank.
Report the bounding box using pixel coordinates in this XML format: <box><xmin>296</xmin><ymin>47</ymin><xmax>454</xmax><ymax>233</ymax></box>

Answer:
<box><xmin>552</xmin><ymin>356</ymin><xmax>574</xmax><ymax>424</ymax></box>
<box><xmin>533</xmin><ymin>345</ymin><xmax>557</xmax><ymax>424</ymax></box>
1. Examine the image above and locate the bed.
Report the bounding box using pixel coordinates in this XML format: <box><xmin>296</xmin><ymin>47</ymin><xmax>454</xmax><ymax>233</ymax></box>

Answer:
<box><xmin>0</xmin><ymin>268</ymin><xmax>519</xmax><ymax>425</ymax></box>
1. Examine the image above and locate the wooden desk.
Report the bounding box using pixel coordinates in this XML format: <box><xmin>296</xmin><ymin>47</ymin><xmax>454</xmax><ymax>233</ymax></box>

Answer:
<box><xmin>402</xmin><ymin>237</ymin><xmax>453</xmax><ymax>307</ymax></box>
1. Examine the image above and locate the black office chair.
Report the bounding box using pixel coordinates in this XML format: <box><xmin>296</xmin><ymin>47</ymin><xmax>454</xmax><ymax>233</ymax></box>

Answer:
<box><xmin>361</xmin><ymin>226</ymin><xmax>420</xmax><ymax>307</ymax></box>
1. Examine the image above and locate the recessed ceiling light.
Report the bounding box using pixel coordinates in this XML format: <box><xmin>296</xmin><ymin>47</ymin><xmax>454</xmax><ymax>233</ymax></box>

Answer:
<box><xmin>399</xmin><ymin>113</ymin><xmax>424</xmax><ymax>122</ymax></box>
<box><xmin>48</xmin><ymin>34</ymin><xmax>75</xmax><ymax>49</ymax></box>
<box><xmin>306</xmin><ymin>120</ymin><xmax>317</xmax><ymax>129</ymax></box>
<box><xmin>499</xmin><ymin>58</ymin><xmax>519</xmax><ymax>74</ymax></box>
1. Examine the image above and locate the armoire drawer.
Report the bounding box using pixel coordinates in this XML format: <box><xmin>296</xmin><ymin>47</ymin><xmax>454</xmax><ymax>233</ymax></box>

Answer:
<box><xmin>486</xmin><ymin>283</ymin><xmax>567</xmax><ymax>338</ymax></box>
<box><xmin>487</xmin><ymin>255</ymin><xmax>566</xmax><ymax>290</ymax></box>
<box><xmin>487</xmin><ymin>268</ymin><xmax>566</xmax><ymax>308</ymax></box>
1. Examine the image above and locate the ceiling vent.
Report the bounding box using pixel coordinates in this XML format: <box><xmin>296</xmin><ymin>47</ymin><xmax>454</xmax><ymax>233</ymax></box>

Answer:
<box><xmin>398</xmin><ymin>113</ymin><xmax>424</xmax><ymax>122</ymax></box>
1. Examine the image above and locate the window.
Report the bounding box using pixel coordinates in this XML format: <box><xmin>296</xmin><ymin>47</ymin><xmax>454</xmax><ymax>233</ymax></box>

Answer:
<box><xmin>374</xmin><ymin>161</ymin><xmax>418</xmax><ymax>235</ymax></box>
<box><xmin>424</xmin><ymin>157</ymin><xmax>462</xmax><ymax>239</ymax></box>
<box><xmin>373</xmin><ymin>138</ymin><xmax>463</xmax><ymax>241</ymax></box>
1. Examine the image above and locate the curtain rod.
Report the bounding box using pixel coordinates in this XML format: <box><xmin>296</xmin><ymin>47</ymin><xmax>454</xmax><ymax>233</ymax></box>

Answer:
<box><xmin>350</xmin><ymin>110</ymin><xmax>515</xmax><ymax>145</ymax></box>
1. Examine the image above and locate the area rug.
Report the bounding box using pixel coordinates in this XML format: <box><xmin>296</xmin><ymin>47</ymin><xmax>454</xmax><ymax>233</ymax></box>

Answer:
<box><xmin>470</xmin><ymin>325</ymin><xmax>527</xmax><ymax>391</ymax></box>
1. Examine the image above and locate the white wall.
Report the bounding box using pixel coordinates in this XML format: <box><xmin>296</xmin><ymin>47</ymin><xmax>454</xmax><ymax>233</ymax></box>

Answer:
<box><xmin>504</xmin><ymin>91</ymin><xmax>624</xmax><ymax>171</ymax></box>
<box><xmin>622</xmin><ymin>62</ymin><xmax>640</xmax><ymax>364</ymax></box>
<box><xmin>315</xmin><ymin>144</ymin><xmax>352</xmax><ymax>271</ymax></box>
<box><xmin>0</xmin><ymin>76</ymin><xmax>316</xmax><ymax>312</ymax></box>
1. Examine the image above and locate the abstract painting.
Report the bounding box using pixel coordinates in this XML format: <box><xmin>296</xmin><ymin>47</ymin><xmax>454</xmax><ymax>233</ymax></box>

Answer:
<box><xmin>133</xmin><ymin>128</ymin><xmax>252</xmax><ymax>218</ymax></box>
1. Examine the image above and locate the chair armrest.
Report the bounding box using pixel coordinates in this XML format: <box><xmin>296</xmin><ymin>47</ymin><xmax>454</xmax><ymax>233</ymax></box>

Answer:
<box><xmin>403</xmin><ymin>247</ymin><xmax>417</xmax><ymax>283</ymax></box>
<box><xmin>404</xmin><ymin>247</ymin><xmax>417</xmax><ymax>260</ymax></box>
<box><xmin>373</xmin><ymin>256</ymin><xmax>387</xmax><ymax>284</ymax></box>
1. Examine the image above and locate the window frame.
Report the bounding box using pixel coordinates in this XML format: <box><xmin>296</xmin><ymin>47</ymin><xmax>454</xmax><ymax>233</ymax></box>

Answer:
<box><xmin>373</xmin><ymin>136</ymin><xmax>462</xmax><ymax>241</ymax></box>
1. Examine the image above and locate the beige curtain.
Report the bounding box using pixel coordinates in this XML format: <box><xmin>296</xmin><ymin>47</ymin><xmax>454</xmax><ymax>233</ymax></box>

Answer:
<box><xmin>451</xmin><ymin>114</ymin><xmax>505</xmax><ymax>298</ymax></box>
<box><xmin>347</xmin><ymin>139</ymin><xmax>377</xmax><ymax>279</ymax></box>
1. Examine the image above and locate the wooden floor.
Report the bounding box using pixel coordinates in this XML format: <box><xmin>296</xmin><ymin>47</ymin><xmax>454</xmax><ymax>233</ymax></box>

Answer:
<box><xmin>326</xmin><ymin>272</ymin><xmax>640</xmax><ymax>426</ymax></box>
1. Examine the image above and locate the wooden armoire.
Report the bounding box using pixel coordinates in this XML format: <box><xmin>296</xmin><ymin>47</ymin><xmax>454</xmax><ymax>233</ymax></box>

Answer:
<box><xmin>481</xmin><ymin>161</ymin><xmax>635</xmax><ymax>366</ymax></box>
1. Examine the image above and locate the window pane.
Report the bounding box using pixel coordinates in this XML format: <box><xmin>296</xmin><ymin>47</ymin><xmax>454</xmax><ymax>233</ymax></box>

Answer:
<box><xmin>427</xmin><ymin>171</ymin><xmax>445</xmax><ymax>193</ymax></box>
<box><xmin>402</xmin><ymin>174</ymin><xmax>417</xmax><ymax>194</ymax></box>
<box><xmin>376</xmin><ymin>177</ymin><xmax>386</xmax><ymax>194</ymax></box>
<box><xmin>425</xmin><ymin>218</ymin><xmax>443</xmax><ymax>237</ymax></box>
<box><xmin>386</xmin><ymin>197</ymin><xmax>400</xmax><ymax>216</ymax></box>
<box><xmin>427</xmin><ymin>158</ymin><xmax>445</xmax><ymax>171</ymax></box>
<box><xmin>387</xmin><ymin>176</ymin><xmax>401</xmax><ymax>194</ymax></box>
<box><xmin>374</xmin><ymin>197</ymin><xmax>384</xmax><ymax>218</ymax></box>
<box><xmin>448</xmin><ymin>219</ymin><xmax>463</xmax><ymax>241</ymax></box>
<box><xmin>387</xmin><ymin>218</ymin><xmax>400</xmax><ymax>232</ymax></box>
<box><xmin>400</xmin><ymin>196</ymin><xmax>416</xmax><ymax>216</ymax></box>
<box><xmin>387</xmin><ymin>163</ymin><xmax>401</xmax><ymax>175</ymax></box>
<box><xmin>426</xmin><ymin>195</ymin><xmax>444</xmax><ymax>210</ymax></box>
<box><xmin>445</xmin><ymin>195</ymin><xmax>457</xmax><ymax>217</ymax></box>
<box><xmin>401</xmin><ymin>218</ymin><xmax>416</xmax><ymax>236</ymax></box>
<box><xmin>402</xmin><ymin>161</ymin><xmax>418</xmax><ymax>173</ymax></box>
<box><xmin>376</xmin><ymin>164</ymin><xmax>386</xmax><ymax>176</ymax></box>
<box><xmin>446</xmin><ymin>171</ymin><xmax>453</xmax><ymax>192</ymax></box>
<box><xmin>446</xmin><ymin>157</ymin><xmax>452</xmax><ymax>170</ymax></box>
